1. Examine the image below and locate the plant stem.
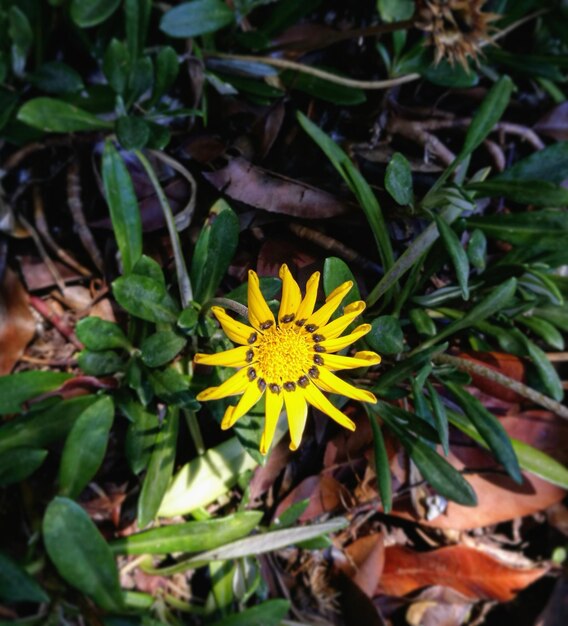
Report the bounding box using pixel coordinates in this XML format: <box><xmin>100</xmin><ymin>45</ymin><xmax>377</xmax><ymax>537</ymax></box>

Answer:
<box><xmin>205</xmin><ymin>297</ymin><xmax>249</xmax><ymax>320</ymax></box>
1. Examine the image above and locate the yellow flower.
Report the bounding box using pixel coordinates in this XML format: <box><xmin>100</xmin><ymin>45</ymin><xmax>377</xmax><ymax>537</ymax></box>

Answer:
<box><xmin>195</xmin><ymin>265</ymin><xmax>381</xmax><ymax>454</ymax></box>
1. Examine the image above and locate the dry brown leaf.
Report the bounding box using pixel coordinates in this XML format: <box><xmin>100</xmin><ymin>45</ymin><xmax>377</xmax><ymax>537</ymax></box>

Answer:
<box><xmin>378</xmin><ymin>545</ymin><xmax>548</xmax><ymax>601</ymax></box>
<box><xmin>457</xmin><ymin>351</ymin><xmax>525</xmax><ymax>403</ymax></box>
<box><xmin>274</xmin><ymin>474</ymin><xmax>349</xmax><ymax>522</ymax></box>
<box><xmin>404</xmin><ymin>586</ymin><xmax>474</xmax><ymax>626</ymax></box>
<box><xmin>534</xmin><ymin>102</ymin><xmax>568</xmax><ymax>141</ymax></box>
<box><xmin>343</xmin><ymin>533</ymin><xmax>385</xmax><ymax>597</ymax></box>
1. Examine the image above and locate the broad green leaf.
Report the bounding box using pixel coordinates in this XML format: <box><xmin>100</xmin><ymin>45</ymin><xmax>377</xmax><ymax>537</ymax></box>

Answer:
<box><xmin>367</xmin><ymin>316</ymin><xmax>404</xmax><ymax>355</ymax></box>
<box><xmin>210</xmin><ymin>600</ymin><xmax>290</xmax><ymax>626</ymax></box>
<box><xmin>17</xmin><ymin>98</ymin><xmax>112</xmax><ymax>132</ymax></box>
<box><xmin>138</xmin><ymin>407</ymin><xmax>179</xmax><ymax>527</ymax></box>
<box><xmin>132</xmin><ymin>254</ymin><xmax>166</xmax><ymax>286</ymax></box>
<box><xmin>0</xmin><ymin>397</ymin><xmax>97</xmax><ymax>455</ymax></box>
<box><xmin>494</xmin><ymin>141</ymin><xmax>568</xmax><ymax>184</ymax></box>
<box><xmin>43</xmin><ymin>497</ymin><xmax>123</xmax><ymax>610</ymax></box>
<box><xmin>111</xmin><ymin>511</ymin><xmax>262</xmax><ymax>555</ymax></box>
<box><xmin>148</xmin><ymin>367</ymin><xmax>199</xmax><ymax>408</ymax></box>
<box><xmin>0</xmin><ymin>553</ymin><xmax>48</xmax><ymax>603</ymax></box>
<box><xmin>113</xmin><ymin>274</ymin><xmax>179</xmax><ymax>323</ymax></box>
<box><xmin>297</xmin><ymin>111</ymin><xmax>394</xmax><ymax>273</ymax></box>
<box><xmin>140</xmin><ymin>331</ymin><xmax>187</xmax><ymax>368</ymax></box>
<box><xmin>159</xmin><ymin>438</ymin><xmax>258</xmax><ymax>517</ymax></box>
<box><xmin>377</xmin><ymin>0</ymin><xmax>414</xmax><ymax>21</ymax></box>
<box><xmin>424</xmin><ymin>59</ymin><xmax>479</xmax><ymax>88</ymax></box>
<box><xmin>467</xmin><ymin>180</ymin><xmax>568</xmax><ymax>206</ymax></box>
<box><xmin>102</xmin><ymin>142</ymin><xmax>143</xmax><ymax>274</ymax></box>
<box><xmin>160</xmin><ymin>0</ymin><xmax>234</xmax><ymax>38</ymax></box>
<box><xmin>190</xmin><ymin>199</ymin><xmax>239</xmax><ymax>304</ymax></box>
<box><xmin>323</xmin><ymin>257</ymin><xmax>360</xmax><ymax>309</ymax></box>
<box><xmin>126</xmin><ymin>57</ymin><xmax>154</xmax><ymax>106</ymax></box>
<box><xmin>0</xmin><ymin>448</ymin><xmax>48</xmax><ymax>486</ymax></box>
<box><xmin>367</xmin><ymin>411</ymin><xmax>392</xmax><ymax>513</ymax></box>
<box><xmin>59</xmin><ymin>397</ymin><xmax>115</xmax><ymax>499</ymax></box>
<box><xmin>70</xmin><ymin>0</ymin><xmax>121</xmax><ymax>27</ymax></box>
<box><xmin>409</xmin><ymin>308</ymin><xmax>437</xmax><ymax>336</ymax></box>
<box><xmin>435</xmin><ymin>215</ymin><xmax>470</xmax><ymax>300</ymax></box>
<box><xmin>30</xmin><ymin>61</ymin><xmax>84</xmax><ymax>94</ymax></box>
<box><xmin>447</xmin><ymin>383</ymin><xmax>522</xmax><ymax>483</ymax></box>
<box><xmin>121</xmin><ymin>396</ymin><xmax>159</xmax><ymax>474</ymax></box>
<box><xmin>103</xmin><ymin>39</ymin><xmax>130</xmax><ymax>95</ymax></box>
<box><xmin>76</xmin><ymin>316</ymin><xmax>130</xmax><ymax>351</ymax></box>
<box><xmin>116</xmin><ymin>116</ymin><xmax>150</xmax><ymax>150</ymax></box>
<box><xmin>0</xmin><ymin>371</ymin><xmax>71</xmax><ymax>415</ymax></box>
<box><xmin>385</xmin><ymin>152</ymin><xmax>413</xmax><ymax>205</ymax></box>
<box><xmin>78</xmin><ymin>350</ymin><xmax>125</xmax><ymax>375</ymax></box>
<box><xmin>150</xmin><ymin>46</ymin><xmax>179</xmax><ymax>105</ymax></box>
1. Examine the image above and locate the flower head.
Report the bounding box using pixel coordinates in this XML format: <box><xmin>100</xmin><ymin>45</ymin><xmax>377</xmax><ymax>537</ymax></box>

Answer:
<box><xmin>195</xmin><ymin>265</ymin><xmax>381</xmax><ymax>454</ymax></box>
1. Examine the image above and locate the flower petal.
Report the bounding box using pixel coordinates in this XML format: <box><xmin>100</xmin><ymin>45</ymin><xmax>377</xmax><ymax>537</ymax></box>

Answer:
<box><xmin>212</xmin><ymin>306</ymin><xmax>258</xmax><ymax>346</ymax></box>
<box><xmin>221</xmin><ymin>383</ymin><xmax>264</xmax><ymax>429</ymax></box>
<box><xmin>196</xmin><ymin>368</ymin><xmax>250</xmax><ymax>401</ymax></box>
<box><xmin>314</xmin><ymin>367</ymin><xmax>377</xmax><ymax>403</ymax></box>
<box><xmin>305</xmin><ymin>280</ymin><xmax>352</xmax><ymax>329</ymax></box>
<box><xmin>278</xmin><ymin>264</ymin><xmax>301</xmax><ymax>326</ymax></box>
<box><xmin>283</xmin><ymin>387</ymin><xmax>308</xmax><ymax>450</ymax></box>
<box><xmin>321</xmin><ymin>350</ymin><xmax>381</xmax><ymax>371</ymax></box>
<box><xmin>295</xmin><ymin>270</ymin><xmax>320</xmax><ymax>322</ymax></box>
<box><xmin>319</xmin><ymin>323</ymin><xmax>372</xmax><ymax>353</ymax></box>
<box><xmin>194</xmin><ymin>346</ymin><xmax>252</xmax><ymax>368</ymax></box>
<box><xmin>248</xmin><ymin>270</ymin><xmax>275</xmax><ymax>332</ymax></box>
<box><xmin>260</xmin><ymin>388</ymin><xmax>284</xmax><ymax>455</ymax></box>
<box><xmin>318</xmin><ymin>301</ymin><xmax>366</xmax><ymax>340</ymax></box>
<box><xmin>303</xmin><ymin>383</ymin><xmax>355</xmax><ymax>431</ymax></box>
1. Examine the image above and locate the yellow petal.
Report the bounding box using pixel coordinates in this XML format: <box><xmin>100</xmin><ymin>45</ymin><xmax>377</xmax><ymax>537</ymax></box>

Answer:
<box><xmin>303</xmin><ymin>383</ymin><xmax>355</xmax><ymax>431</ymax></box>
<box><xmin>314</xmin><ymin>368</ymin><xmax>377</xmax><ymax>403</ymax></box>
<box><xmin>196</xmin><ymin>368</ymin><xmax>250</xmax><ymax>401</ymax></box>
<box><xmin>247</xmin><ymin>270</ymin><xmax>275</xmax><ymax>332</ymax></box>
<box><xmin>260</xmin><ymin>387</ymin><xmax>283</xmax><ymax>455</ymax></box>
<box><xmin>318</xmin><ymin>301</ymin><xmax>366</xmax><ymax>340</ymax></box>
<box><xmin>278</xmin><ymin>264</ymin><xmax>301</xmax><ymax>326</ymax></box>
<box><xmin>295</xmin><ymin>270</ymin><xmax>320</xmax><ymax>322</ymax></box>
<box><xmin>221</xmin><ymin>383</ymin><xmax>264</xmax><ymax>429</ymax></box>
<box><xmin>283</xmin><ymin>387</ymin><xmax>308</xmax><ymax>450</ymax></box>
<box><xmin>194</xmin><ymin>346</ymin><xmax>252</xmax><ymax>368</ymax></box>
<box><xmin>212</xmin><ymin>306</ymin><xmax>258</xmax><ymax>346</ymax></box>
<box><xmin>320</xmin><ymin>323</ymin><xmax>371</xmax><ymax>353</ymax></box>
<box><xmin>305</xmin><ymin>280</ymin><xmax>352</xmax><ymax>329</ymax></box>
<box><xmin>322</xmin><ymin>350</ymin><xmax>381</xmax><ymax>371</ymax></box>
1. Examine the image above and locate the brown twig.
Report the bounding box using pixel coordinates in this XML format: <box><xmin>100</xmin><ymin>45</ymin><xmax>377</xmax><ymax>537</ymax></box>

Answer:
<box><xmin>433</xmin><ymin>353</ymin><xmax>568</xmax><ymax>421</ymax></box>
<box><xmin>388</xmin><ymin>116</ymin><xmax>456</xmax><ymax>166</ymax></box>
<box><xmin>29</xmin><ymin>295</ymin><xmax>83</xmax><ymax>350</ymax></box>
<box><xmin>67</xmin><ymin>161</ymin><xmax>104</xmax><ymax>272</ymax></box>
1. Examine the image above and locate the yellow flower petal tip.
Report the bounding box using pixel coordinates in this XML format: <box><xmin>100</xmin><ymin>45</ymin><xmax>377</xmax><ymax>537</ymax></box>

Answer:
<box><xmin>196</xmin><ymin>265</ymin><xmax>381</xmax><ymax>453</ymax></box>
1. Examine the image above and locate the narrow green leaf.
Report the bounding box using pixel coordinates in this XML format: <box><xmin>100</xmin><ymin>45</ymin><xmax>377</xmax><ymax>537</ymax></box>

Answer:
<box><xmin>121</xmin><ymin>396</ymin><xmax>159</xmax><ymax>474</ymax></box>
<box><xmin>70</xmin><ymin>0</ymin><xmax>121</xmax><ymax>27</ymax></box>
<box><xmin>0</xmin><ymin>371</ymin><xmax>71</xmax><ymax>415</ymax></box>
<box><xmin>385</xmin><ymin>152</ymin><xmax>413</xmax><ymax>205</ymax></box>
<box><xmin>138</xmin><ymin>407</ymin><xmax>179</xmax><ymax>527</ymax></box>
<box><xmin>43</xmin><ymin>497</ymin><xmax>123</xmax><ymax>610</ymax></box>
<box><xmin>59</xmin><ymin>397</ymin><xmax>115</xmax><ymax>499</ymax></box>
<box><xmin>367</xmin><ymin>411</ymin><xmax>392</xmax><ymax>513</ymax></box>
<box><xmin>160</xmin><ymin>0</ymin><xmax>234</xmax><ymax>38</ymax></box>
<box><xmin>517</xmin><ymin>316</ymin><xmax>565</xmax><ymax>351</ymax></box>
<box><xmin>494</xmin><ymin>141</ymin><xmax>568</xmax><ymax>184</ymax></box>
<box><xmin>447</xmin><ymin>383</ymin><xmax>522</xmax><ymax>483</ymax></box>
<box><xmin>76</xmin><ymin>316</ymin><xmax>130</xmax><ymax>351</ymax></box>
<box><xmin>111</xmin><ymin>511</ymin><xmax>262</xmax><ymax>555</ymax></box>
<box><xmin>17</xmin><ymin>98</ymin><xmax>112</xmax><ymax>132</ymax></box>
<box><xmin>0</xmin><ymin>448</ymin><xmax>48</xmax><ymax>486</ymax></box>
<box><xmin>124</xmin><ymin>0</ymin><xmax>151</xmax><ymax>59</ymax></box>
<box><xmin>0</xmin><ymin>553</ymin><xmax>49</xmax><ymax>603</ymax></box>
<box><xmin>210</xmin><ymin>600</ymin><xmax>290</xmax><ymax>626</ymax></box>
<box><xmin>103</xmin><ymin>39</ymin><xmax>130</xmax><ymax>95</ymax></box>
<box><xmin>435</xmin><ymin>215</ymin><xmax>470</xmax><ymax>300</ymax></box>
<box><xmin>141</xmin><ymin>330</ymin><xmax>187</xmax><ymax>368</ymax></box>
<box><xmin>409</xmin><ymin>308</ymin><xmax>437</xmax><ymax>336</ymax></box>
<box><xmin>151</xmin><ymin>46</ymin><xmax>179</xmax><ymax>105</ymax></box>
<box><xmin>102</xmin><ymin>141</ymin><xmax>143</xmax><ymax>274</ymax></box>
<box><xmin>467</xmin><ymin>229</ymin><xmax>487</xmax><ymax>271</ymax></box>
<box><xmin>426</xmin><ymin>380</ymin><xmax>449</xmax><ymax>456</ymax></box>
<box><xmin>281</xmin><ymin>70</ymin><xmax>366</xmax><ymax>105</ymax></box>
<box><xmin>467</xmin><ymin>180</ymin><xmax>568</xmax><ymax>206</ymax></box>
<box><xmin>113</xmin><ymin>274</ymin><xmax>179</xmax><ymax>323</ymax></box>
<box><xmin>518</xmin><ymin>332</ymin><xmax>564</xmax><ymax>401</ymax></box>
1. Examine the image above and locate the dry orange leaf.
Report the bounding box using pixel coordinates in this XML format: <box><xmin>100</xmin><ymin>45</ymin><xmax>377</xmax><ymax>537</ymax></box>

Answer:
<box><xmin>457</xmin><ymin>351</ymin><xmax>525</xmax><ymax>402</ymax></box>
<box><xmin>378</xmin><ymin>545</ymin><xmax>547</xmax><ymax>602</ymax></box>
<box><xmin>343</xmin><ymin>533</ymin><xmax>385</xmax><ymax>597</ymax></box>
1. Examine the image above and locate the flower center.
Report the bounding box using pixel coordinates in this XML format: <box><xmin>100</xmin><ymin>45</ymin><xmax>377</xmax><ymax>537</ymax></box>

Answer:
<box><xmin>254</xmin><ymin>326</ymin><xmax>313</xmax><ymax>384</ymax></box>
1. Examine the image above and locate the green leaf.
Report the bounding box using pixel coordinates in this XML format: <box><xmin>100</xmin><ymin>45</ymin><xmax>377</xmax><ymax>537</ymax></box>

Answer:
<box><xmin>160</xmin><ymin>0</ymin><xmax>235</xmax><ymax>38</ymax></box>
<box><xmin>494</xmin><ymin>141</ymin><xmax>568</xmax><ymax>184</ymax></box>
<box><xmin>517</xmin><ymin>316</ymin><xmax>565</xmax><ymax>351</ymax></box>
<box><xmin>385</xmin><ymin>152</ymin><xmax>413</xmax><ymax>205</ymax></box>
<box><xmin>323</xmin><ymin>257</ymin><xmax>360</xmax><ymax>309</ymax></box>
<box><xmin>0</xmin><ymin>448</ymin><xmax>48</xmax><ymax>486</ymax></box>
<box><xmin>467</xmin><ymin>180</ymin><xmax>568</xmax><ymax>206</ymax></box>
<box><xmin>280</xmin><ymin>70</ymin><xmax>365</xmax><ymax>105</ymax></box>
<box><xmin>210</xmin><ymin>600</ymin><xmax>290</xmax><ymax>626</ymax></box>
<box><xmin>140</xmin><ymin>331</ymin><xmax>187</xmax><ymax>368</ymax></box>
<box><xmin>191</xmin><ymin>199</ymin><xmax>239</xmax><ymax>304</ymax></box>
<box><xmin>150</xmin><ymin>46</ymin><xmax>179</xmax><ymax>105</ymax></box>
<box><xmin>467</xmin><ymin>229</ymin><xmax>487</xmax><ymax>271</ymax></box>
<box><xmin>116</xmin><ymin>116</ymin><xmax>150</xmax><ymax>150</ymax></box>
<box><xmin>367</xmin><ymin>316</ymin><xmax>404</xmax><ymax>355</ymax></box>
<box><xmin>518</xmin><ymin>332</ymin><xmax>564</xmax><ymax>401</ymax></box>
<box><xmin>126</xmin><ymin>57</ymin><xmax>154</xmax><ymax>106</ymax></box>
<box><xmin>297</xmin><ymin>111</ymin><xmax>394</xmax><ymax>273</ymax></box>
<box><xmin>78</xmin><ymin>350</ymin><xmax>125</xmax><ymax>375</ymax></box>
<box><xmin>367</xmin><ymin>411</ymin><xmax>392</xmax><ymax>513</ymax></box>
<box><xmin>447</xmin><ymin>383</ymin><xmax>522</xmax><ymax>483</ymax></box>
<box><xmin>113</xmin><ymin>274</ymin><xmax>179</xmax><ymax>323</ymax></box>
<box><xmin>271</xmin><ymin>500</ymin><xmax>310</xmax><ymax>529</ymax></box>
<box><xmin>435</xmin><ymin>215</ymin><xmax>470</xmax><ymax>300</ymax></box>
<box><xmin>17</xmin><ymin>98</ymin><xmax>112</xmax><ymax>132</ymax></box>
<box><xmin>138</xmin><ymin>407</ymin><xmax>179</xmax><ymax>527</ymax></box>
<box><xmin>111</xmin><ymin>511</ymin><xmax>262</xmax><ymax>555</ymax></box>
<box><xmin>0</xmin><ymin>87</ymin><xmax>18</xmax><ymax>131</ymax></box>
<box><xmin>30</xmin><ymin>61</ymin><xmax>84</xmax><ymax>94</ymax></box>
<box><xmin>148</xmin><ymin>367</ymin><xmax>198</xmax><ymax>407</ymax></box>
<box><xmin>43</xmin><ymin>497</ymin><xmax>123</xmax><ymax>610</ymax></box>
<box><xmin>0</xmin><ymin>371</ymin><xmax>71</xmax><ymax>415</ymax></box>
<box><xmin>159</xmin><ymin>438</ymin><xmax>258</xmax><ymax>517</ymax></box>
<box><xmin>76</xmin><ymin>316</ymin><xmax>130</xmax><ymax>351</ymax></box>
<box><xmin>377</xmin><ymin>0</ymin><xmax>414</xmax><ymax>21</ymax></box>
<box><xmin>0</xmin><ymin>396</ymin><xmax>96</xmax><ymax>455</ymax></box>
<box><xmin>424</xmin><ymin>59</ymin><xmax>479</xmax><ymax>88</ymax></box>
<box><xmin>103</xmin><ymin>39</ymin><xmax>130</xmax><ymax>95</ymax></box>
<box><xmin>121</xmin><ymin>396</ymin><xmax>159</xmax><ymax>474</ymax></box>
<box><xmin>59</xmin><ymin>397</ymin><xmax>115</xmax><ymax>499</ymax></box>
<box><xmin>0</xmin><ymin>553</ymin><xmax>49</xmax><ymax>603</ymax></box>
<box><xmin>125</xmin><ymin>0</ymin><xmax>151</xmax><ymax>59</ymax></box>
<box><xmin>70</xmin><ymin>0</ymin><xmax>122</xmax><ymax>28</ymax></box>
<box><xmin>425</xmin><ymin>380</ymin><xmax>449</xmax><ymax>456</ymax></box>
<box><xmin>409</xmin><ymin>308</ymin><xmax>437</xmax><ymax>337</ymax></box>
<box><xmin>132</xmin><ymin>254</ymin><xmax>166</xmax><ymax>285</ymax></box>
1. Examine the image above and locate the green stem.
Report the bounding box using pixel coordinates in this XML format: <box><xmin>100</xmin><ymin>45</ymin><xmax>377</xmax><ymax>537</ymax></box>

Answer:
<box><xmin>184</xmin><ymin>409</ymin><xmax>205</xmax><ymax>456</ymax></box>
<box><xmin>205</xmin><ymin>297</ymin><xmax>249</xmax><ymax>320</ymax></box>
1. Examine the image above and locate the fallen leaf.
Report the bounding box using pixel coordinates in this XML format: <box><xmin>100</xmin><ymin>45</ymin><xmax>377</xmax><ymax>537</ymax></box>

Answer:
<box><xmin>534</xmin><ymin>102</ymin><xmax>568</xmax><ymax>141</ymax></box>
<box><xmin>457</xmin><ymin>351</ymin><xmax>525</xmax><ymax>403</ymax></box>
<box><xmin>203</xmin><ymin>156</ymin><xmax>350</xmax><ymax>218</ymax></box>
<box><xmin>249</xmin><ymin>438</ymin><xmax>293</xmax><ymax>501</ymax></box>
<box><xmin>405</xmin><ymin>586</ymin><xmax>474</xmax><ymax>626</ymax></box>
<box><xmin>343</xmin><ymin>533</ymin><xmax>385</xmax><ymax>597</ymax></box>
<box><xmin>0</xmin><ymin>268</ymin><xmax>36</xmax><ymax>374</ymax></box>
<box><xmin>274</xmin><ymin>474</ymin><xmax>349</xmax><ymax>522</ymax></box>
<box><xmin>378</xmin><ymin>545</ymin><xmax>548</xmax><ymax>601</ymax></box>
<box><xmin>333</xmin><ymin>570</ymin><xmax>387</xmax><ymax>626</ymax></box>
